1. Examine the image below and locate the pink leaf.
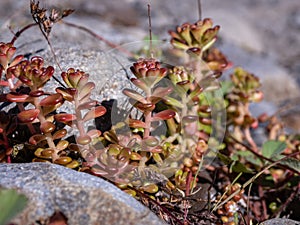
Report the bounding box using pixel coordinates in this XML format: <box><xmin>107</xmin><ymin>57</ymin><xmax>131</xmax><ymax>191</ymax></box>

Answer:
<box><xmin>78</xmin><ymin>82</ymin><xmax>95</xmax><ymax>100</ymax></box>
<box><xmin>83</xmin><ymin>105</ymin><xmax>106</xmax><ymax>121</ymax></box>
<box><xmin>152</xmin><ymin>86</ymin><xmax>173</xmax><ymax>98</ymax></box>
<box><xmin>130</xmin><ymin>78</ymin><xmax>148</xmax><ymax>91</ymax></box>
<box><xmin>78</xmin><ymin>100</ymin><xmax>98</xmax><ymax>110</ymax></box>
<box><xmin>87</xmin><ymin>129</ymin><xmax>101</xmax><ymax>138</ymax></box>
<box><xmin>123</xmin><ymin>88</ymin><xmax>147</xmax><ymax>104</ymax></box>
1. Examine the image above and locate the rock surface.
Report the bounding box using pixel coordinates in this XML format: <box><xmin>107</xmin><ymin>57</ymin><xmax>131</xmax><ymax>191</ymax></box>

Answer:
<box><xmin>260</xmin><ymin>218</ymin><xmax>300</xmax><ymax>225</ymax></box>
<box><xmin>0</xmin><ymin>163</ymin><xmax>166</xmax><ymax>225</ymax></box>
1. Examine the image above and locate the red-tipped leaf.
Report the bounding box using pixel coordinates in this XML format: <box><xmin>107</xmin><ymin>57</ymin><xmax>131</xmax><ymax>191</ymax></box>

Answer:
<box><xmin>129</xmin><ymin>118</ymin><xmax>147</xmax><ymax>128</ymax></box>
<box><xmin>123</xmin><ymin>89</ymin><xmax>147</xmax><ymax>104</ymax></box>
<box><xmin>83</xmin><ymin>105</ymin><xmax>106</xmax><ymax>121</ymax></box>
<box><xmin>40</xmin><ymin>121</ymin><xmax>56</xmax><ymax>133</ymax></box>
<box><xmin>78</xmin><ymin>82</ymin><xmax>95</xmax><ymax>100</ymax></box>
<box><xmin>130</xmin><ymin>78</ymin><xmax>148</xmax><ymax>91</ymax></box>
<box><xmin>6</xmin><ymin>93</ymin><xmax>30</xmax><ymax>102</ymax></box>
<box><xmin>40</xmin><ymin>93</ymin><xmax>63</xmax><ymax>106</ymax></box>
<box><xmin>151</xmin><ymin>109</ymin><xmax>176</xmax><ymax>121</ymax></box>
<box><xmin>29</xmin><ymin>134</ymin><xmax>46</xmax><ymax>145</ymax></box>
<box><xmin>17</xmin><ymin>109</ymin><xmax>40</xmax><ymax>123</ymax></box>
<box><xmin>54</xmin><ymin>113</ymin><xmax>76</xmax><ymax>122</ymax></box>
<box><xmin>152</xmin><ymin>86</ymin><xmax>173</xmax><ymax>98</ymax></box>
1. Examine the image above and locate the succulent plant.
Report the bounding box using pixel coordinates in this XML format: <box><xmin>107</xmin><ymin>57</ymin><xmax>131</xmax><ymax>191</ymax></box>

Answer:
<box><xmin>0</xmin><ymin>2</ymin><xmax>298</xmax><ymax>224</ymax></box>
<box><xmin>0</xmin><ymin>42</ymin><xmax>24</xmax><ymax>89</ymax></box>
<box><xmin>215</xmin><ymin>183</ymin><xmax>244</xmax><ymax>225</ymax></box>
<box><xmin>169</xmin><ymin>18</ymin><xmax>220</xmax><ymax>57</ymax></box>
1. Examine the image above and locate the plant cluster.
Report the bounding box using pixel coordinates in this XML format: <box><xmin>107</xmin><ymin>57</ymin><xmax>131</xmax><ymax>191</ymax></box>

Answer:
<box><xmin>0</xmin><ymin>1</ymin><xmax>299</xmax><ymax>225</ymax></box>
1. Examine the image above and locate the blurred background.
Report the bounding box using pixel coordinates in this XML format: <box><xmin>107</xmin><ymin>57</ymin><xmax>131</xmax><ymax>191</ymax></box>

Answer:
<box><xmin>0</xmin><ymin>0</ymin><xmax>299</xmax><ymax>130</ymax></box>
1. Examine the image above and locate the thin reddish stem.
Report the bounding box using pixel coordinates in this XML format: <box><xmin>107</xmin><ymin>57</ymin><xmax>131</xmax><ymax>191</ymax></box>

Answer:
<box><xmin>10</xmin><ymin>23</ymin><xmax>38</xmax><ymax>45</ymax></box>
<box><xmin>228</xmin><ymin>134</ymin><xmax>300</xmax><ymax>176</ymax></box>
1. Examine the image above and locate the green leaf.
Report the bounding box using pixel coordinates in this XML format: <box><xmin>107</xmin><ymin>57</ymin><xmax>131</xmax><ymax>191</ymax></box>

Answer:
<box><xmin>235</xmin><ymin>151</ymin><xmax>262</xmax><ymax>167</ymax></box>
<box><xmin>220</xmin><ymin>81</ymin><xmax>233</xmax><ymax>94</ymax></box>
<box><xmin>164</xmin><ymin>96</ymin><xmax>184</xmax><ymax>108</ymax></box>
<box><xmin>217</xmin><ymin>153</ymin><xmax>232</xmax><ymax>165</ymax></box>
<box><xmin>262</xmin><ymin>140</ymin><xmax>286</xmax><ymax>158</ymax></box>
<box><xmin>0</xmin><ymin>189</ymin><xmax>28</xmax><ymax>225</ymax></box>
<box><xmin>280</xmin><ymin>157</ymin><xmax>300</xmax><ymax>173</ymax></box>
<box><xmin>230</xmin><ymin>161</ymin><xmax>253</xmax><ymax>173</ymax></box>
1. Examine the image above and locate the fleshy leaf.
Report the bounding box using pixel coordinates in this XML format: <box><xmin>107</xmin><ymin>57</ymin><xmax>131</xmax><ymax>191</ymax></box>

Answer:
<box><xmin>29</xmin><ymin>90</ymin><xmax>44</xmax><ymax>97</ymax></box>
<box><xmin>54</xmin><ymin>113</ymin><xmax>76</xmax><ymax>122</ymax></box>
<box><xmin>83</xmin><ymin>105</ymin><xmax>106</xmax><ymax>121</ymax></box>
<box><xmin>54</xmin><ymin>156</ymin><xmax>73</xmax><ymax>165</ymax></box>
<box><xmin>56</xmin><ymin>87</ymin><xmax>76</xmax><ymax>101</ymax></box>
<box><xmin>164</xmin><ymin>96</ymin><xmax>184</xmax><ymax>108</ymax></box>
<box><xmin>78</xmin><ymin>82</ymin><xmax>95</xmax><ymax>100</ymax></box>
<box><xmin>143</xmin><ymin>136</ymin><xmax>159</xmax><ymax>147</ymax></box>
<box><xmin>152</xmin><ymin>86</ymin><xmax>173</xmax><ymax>99</ymax></box>
<box><xmin>140</xmin><ymin>183</ymin><xmax>159</xmax><ymax>194</ymax></box>
<box><xmin>0</xmin><ymin>54</ymin><xmax>7</xmax><ymax>67</ymax></box>
<box><xmin>182</xmin><ymin>115</ymin><xmax>198</xmax><ymax>124</ymax></box>
<box><xmin>76</xmin><ymin>135</ymin><xmax>91</xmax><ymax>145</ymax></box>
<box><xmin>87</xmin><ymin>129</ymin><xmax>101</xmax><ymax>138</ymax></box>
<box><xmin>130</xmin><ymin>78</ymin><xmax>148</xmax><ymax>91</ymax></box>
<box><xmin>6</xmin><ymin>93</ymin><xmax>30</xmax><ymax>102</ymax></box>
<box><xmin>29</xmin><ymin>134</ymin><xmax>46</xmax><ymax>145</ymax></box>
<box><xmin>171</xmin><ymin>39</ymin><xmax>188</xmax><ymax>50</ymax></box>
<box><xmin>129</xmin><ymin>118</ymin><xmax>147</xmax><ymax>128</ymax></box>
<box><xmin>78</xmin><ymin>100</ymin><xmax>98</xmax><ymax>110</ymax></box>
<box><xmin>77</xmin><ymin>74</ymin><xmax>89</xmax><ymax>89</ymax></box>
<box><xmin>52</xmin><ymin>129</ymin><xmax>67</xmax><ymax>140</ymax></box>
<box><xmin>9</xmin><ymin>55</ymin><xmax>24</xmax><ymax>67</ymax></box>
<box><xmin>123</xmin><ymin>89</ymin><xmax>147</xmax><ymax>104</ymax></box>
<box><xmin>42</xmin><ymin>102</ymin><xmax>63</xmax><ymax>116</ymax></box>
<box><xmin>56</xmin><ymin>140</ymin><xmax>69</xmax><ymax>151</ymax></box>
<box><xmin>40</xmin><ymin>121</ymin><xmax>56</xmax><ymax>134</ymax></box>
<box><xmin>17</xmin><ymin>109</ymin><xmax>40</xmax><ymax>123</ymax></box>
<box><xmin>69</xmin><ymin>71</ymin><xmax>82</xmax><ymax>87</ymax></box>
<box><xmin>133</xmin><ymin>101</ymin><xmax>155</xmax><ymax>112</ymax></box>
<box><xmin>39</xmin><ymin>93</ymin><xmax>63</xmax><ymax>106</ymax></box>
<box><xmin>151</xmin><ymin>109</ymin><xmax>176</xmax><ymax>121</ymax></box>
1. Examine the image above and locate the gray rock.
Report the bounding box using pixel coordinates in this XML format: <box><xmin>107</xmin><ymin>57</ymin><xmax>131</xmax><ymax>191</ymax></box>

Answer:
<box><xmin>0</xmin><ymin>163</ymin><xmax>166</xmax><ymax>225</ymax></box>
<box><xmin>260</xmin><ymin>218</ymin><xmax>300</xmax><ymax>225</ymax></box>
